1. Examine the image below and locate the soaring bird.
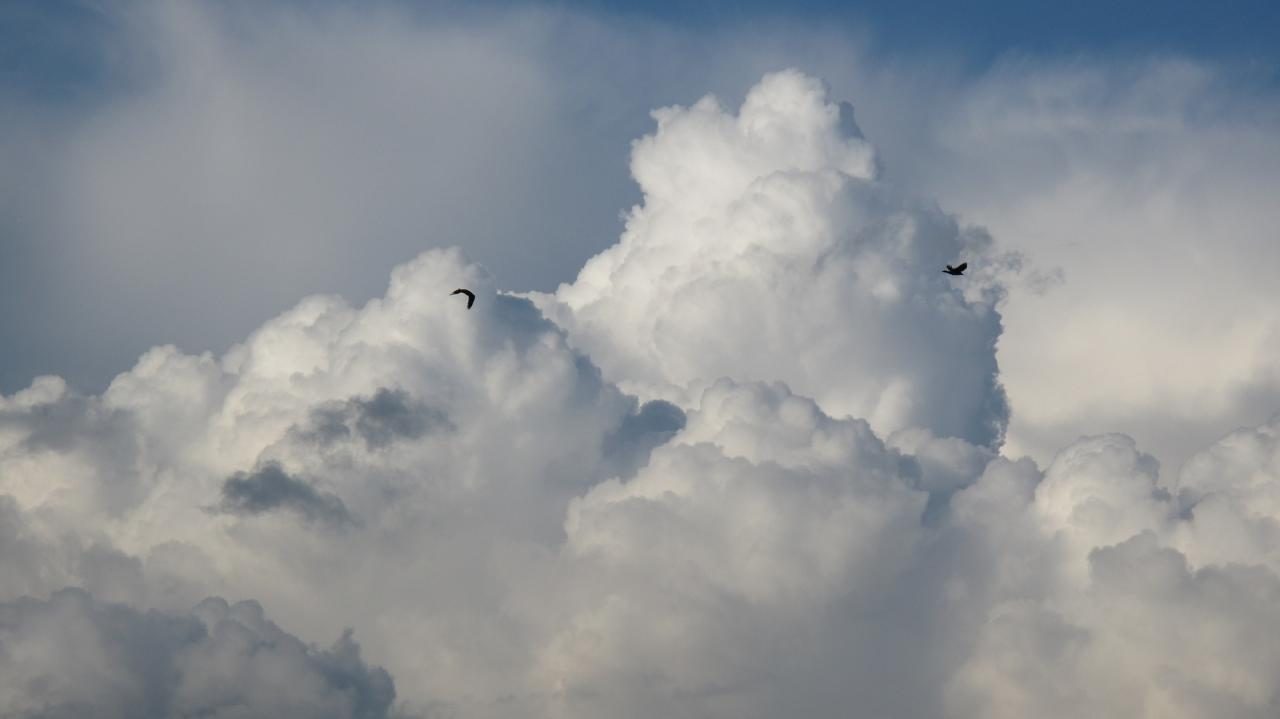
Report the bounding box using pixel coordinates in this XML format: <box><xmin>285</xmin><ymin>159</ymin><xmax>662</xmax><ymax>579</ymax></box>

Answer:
<box><xmin>942</xmin><ymin>262</ymin><xmax>967</xmax><ymax>276</ymax></box>
<box><xmin>450</xmin><ymin>288</ymin><xmax>476</xmax><ymax>309</ymax></box>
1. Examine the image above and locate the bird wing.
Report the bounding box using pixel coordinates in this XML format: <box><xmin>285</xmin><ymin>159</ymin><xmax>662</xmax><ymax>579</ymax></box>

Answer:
<box><xmin>955</xmin><ymin>262</ymin><xmax>967</xmax><ymax>272</ymax></box>
<box><xmin>450</xmin><ymin>288</ymin><xmax>476</xmax><ymax>308</ymax></box>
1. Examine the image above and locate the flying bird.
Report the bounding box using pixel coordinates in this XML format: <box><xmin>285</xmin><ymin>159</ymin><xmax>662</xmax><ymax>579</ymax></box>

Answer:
<box><xmin>942</xmin><ymin>262</ymin><xmax>968</xmax><ymax>276</ymax></box>
<box><xmin>450</xmin><ymin>288</ymin><xmax>475</xmax><ymax>309</ymax></box>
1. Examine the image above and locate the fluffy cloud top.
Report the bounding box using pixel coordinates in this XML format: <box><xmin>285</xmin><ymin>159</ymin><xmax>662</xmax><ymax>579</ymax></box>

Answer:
<box><xmin>538</xmin><ymin>70</ymin><xmax>1013</xmax><ymax>448</ymax></box>
<box><xmin>1</xmin><ymin>68</ymin><xmax>1279</xmax><ymax>719</ymax></box>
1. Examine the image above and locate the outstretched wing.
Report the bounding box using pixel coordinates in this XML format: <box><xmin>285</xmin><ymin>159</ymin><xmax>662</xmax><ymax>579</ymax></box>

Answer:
<box><xmin>450</xmin><ymin>288</ymin><xmax>476</xmax><ymax>309</ymax></box>
<box><xmin>954</xmin><ymin>262</ymin><xmax>967</xmax><ymax>273</ymax></box>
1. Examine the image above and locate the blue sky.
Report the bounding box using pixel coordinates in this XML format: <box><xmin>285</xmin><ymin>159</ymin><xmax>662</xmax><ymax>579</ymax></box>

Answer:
<box><xmin>571</xmin><ymin>0</ymin><xmax>1280</xmax><ymax>63</ymax></box>
<box><xmin>5</xmin><ymin>0</ymin><xmax>1280</xmax><ymax>100</ymax></box>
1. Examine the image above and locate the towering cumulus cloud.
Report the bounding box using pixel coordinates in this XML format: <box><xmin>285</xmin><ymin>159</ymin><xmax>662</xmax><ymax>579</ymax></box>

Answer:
<box><xmin>537</xmin><ymin>70</ymin><xmax>1012</xmax><ymax>448</ymax></box>
<box><xmin>2</xmin><ymin>70</ymin><xmax>1280</xmax><ymax>719</ymax></box>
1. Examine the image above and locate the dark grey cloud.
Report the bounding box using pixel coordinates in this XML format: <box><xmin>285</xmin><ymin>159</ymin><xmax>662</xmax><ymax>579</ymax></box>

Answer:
<box><xmin>302</xmin><ymin>388</ymin><xmax>451</xmax><ymax>451</ymax></box>
<box><xmin>219</xmin><ymin>462</ymin><xmax>353</xmax><ymax>527</ymax></box>
<box><xmin>352</xmin><ymin>388</ymin><xmax>445</xmax><ymax>450</ymax></box>
<box><xmin>0</xmin><ymin>588</ymin><xmax>398</xmax><ymax>719</ymax></box>
<box><xmin>602</xmin><ymin>399</ymin><xmax>686</xmax><ymax>478</ymax></box>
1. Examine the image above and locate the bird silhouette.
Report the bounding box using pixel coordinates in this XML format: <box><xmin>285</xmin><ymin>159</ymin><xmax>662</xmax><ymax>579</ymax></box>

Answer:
<box><xmin>450</xmin><ymin>288</ymin><xmax>475</xmax><ymax>309</ymax></box>
<box><xmin>942</xmin><ymin>262</ymin><xmax>968</xmax><ymax>276</ymax></box>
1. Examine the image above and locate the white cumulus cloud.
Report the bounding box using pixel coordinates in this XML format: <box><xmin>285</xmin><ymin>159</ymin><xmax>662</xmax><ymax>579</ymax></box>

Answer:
<box><xmin>537</xmin><ymin>70</ymin><xmax>1015</xmax><ymax>448</ymax></box>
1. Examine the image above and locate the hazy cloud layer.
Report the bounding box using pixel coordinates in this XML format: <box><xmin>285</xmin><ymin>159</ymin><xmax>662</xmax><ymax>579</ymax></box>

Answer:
<box><xmin>888</xmin><ymin>57</ymin><xmax>1280</xmax><ymax>472</ymax></box>
<box><xmin>2</xmin><ymin>59</ymin><xmax>1280</xmax><ymax>719</ymax></box>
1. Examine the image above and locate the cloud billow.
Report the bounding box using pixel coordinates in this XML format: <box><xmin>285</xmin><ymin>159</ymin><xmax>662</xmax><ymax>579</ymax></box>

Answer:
<box><xmin>536</xmin><ymin>69</ymin><xmax>1013</xmax><ymax>448</ymax></box>
<box><xmin>0</xmin><ymin>589</ymin><xmax>396</xmax><ymax>719</ymax></box>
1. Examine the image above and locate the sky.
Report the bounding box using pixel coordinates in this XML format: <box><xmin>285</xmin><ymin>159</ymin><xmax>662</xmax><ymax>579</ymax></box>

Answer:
<box><xmin>3</xmin><ymin>1</ymin><xmax>1280</xmax><ymax>717</ymax></box>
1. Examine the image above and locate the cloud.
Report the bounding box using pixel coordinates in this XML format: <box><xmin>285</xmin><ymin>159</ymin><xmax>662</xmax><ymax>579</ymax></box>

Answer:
<box><xmin>218</xmin><ymin>462</ymin><xmax>354</xmax><ymax>528</ymax></box>
<box><xmin>543</xmin><ymin>379</ymin><xmax>936</xmax><ymax>718</ymax></box>
<box><xmin>937</xmin><ymin>416</ymin><xmax>1280</xmax><ymax>719</ymax></box>
<box><xmin>0</xmin><ymin>376</ymin><xmax>145</xmax><ymax>517</ymax></box>
<box><xmin>885</xmin><ymin>56</ymin><xmax>1280</xmax><ymax>473</ymax></box>
<box><xmin>2</xmin><ymin>62</ymin><xmax>1280</xmax><ymax>719</ymax></box>
<box><xmin>536</xmin><ymin>69</ymin><xmax>1014</xmax><ymax>448</ymax></box>
<box><xmin>343</xmin><ymin>388</ymin><xmax>449</xmax><ymax>449</ymax></box>
<box><xmin>0</xmin><ymin>243</ymin><xmax>681</xmax><ymax>714</ymax></box>
<box><xmin>0</xmin><ymin>588</ymin><xmax>397</xmax><ymax>719</ymax></box>
<box><xmin>297</xmin><ymin>388</ymin><xmax>452</xmax><ymax>451</ymax></box>
<box><xmin>601</xmin><ymin>399</ymin><xmax>687</xmax><ymax>479</ymax></box>
<box><xmin>540</xmin><ymin>385</ymin><xmax>1280</xmax><ymax>719</ymax></box>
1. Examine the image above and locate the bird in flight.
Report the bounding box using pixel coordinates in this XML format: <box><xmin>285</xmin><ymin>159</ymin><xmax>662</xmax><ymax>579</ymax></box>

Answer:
<box><xmin>450</xmin><ymin>288</ymin><xmax>475</xmax><ymax>309</ymax></box>
<box><xmin>942</xmin><ymin>262</ymin><xmax>968</xmax><ymax>276</ymax></box>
